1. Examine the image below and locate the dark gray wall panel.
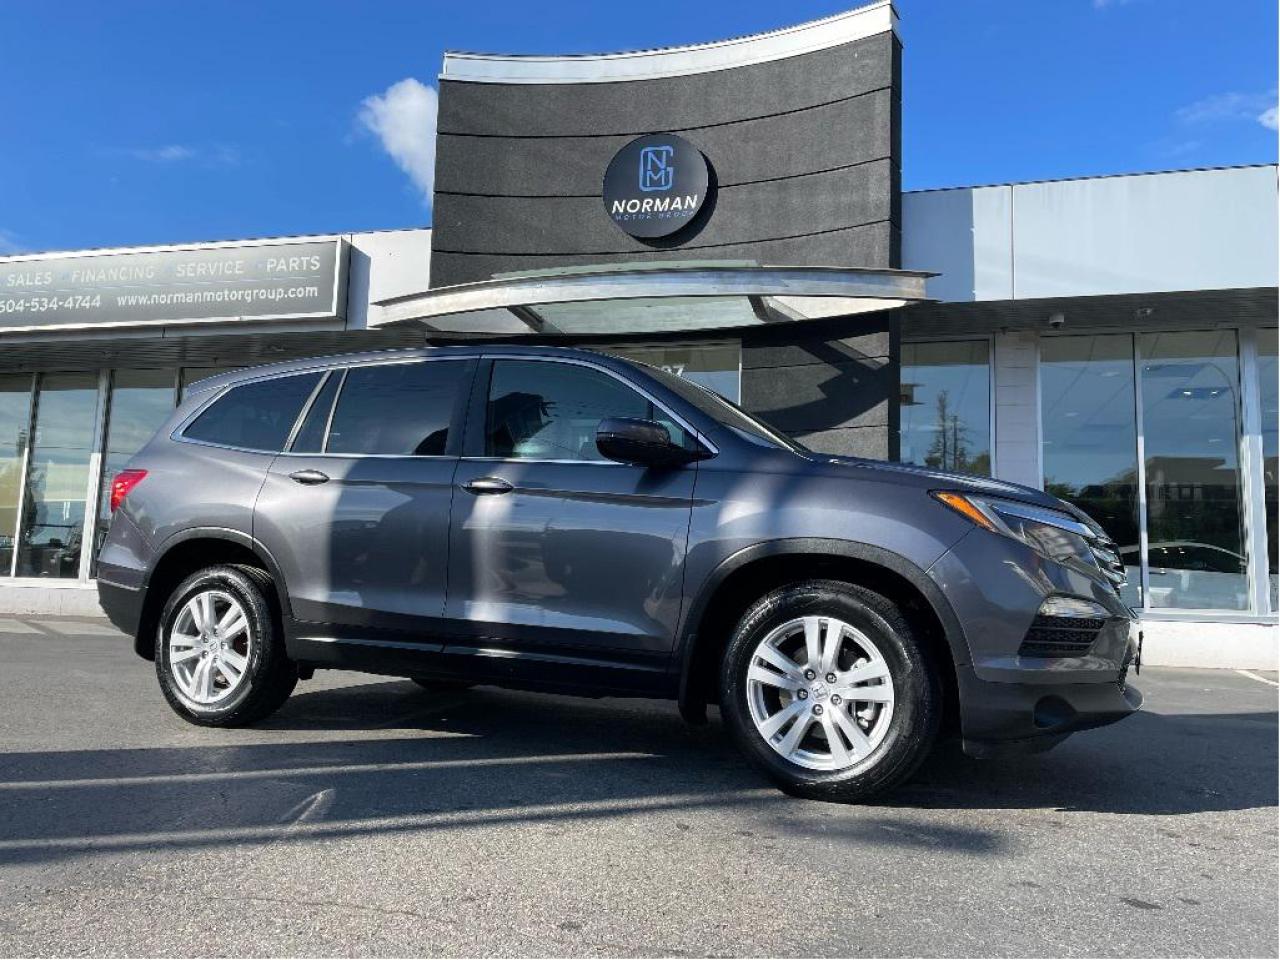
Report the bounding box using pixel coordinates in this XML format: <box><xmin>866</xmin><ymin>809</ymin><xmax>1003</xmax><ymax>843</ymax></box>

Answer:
<box><xmin>737</xmin><ymin>311</ymin><xmax>900</xmax><ymax>462</ymax></box>
<box><xmin>435</xmin><ymin>91</ymin><xmax>892</xmax><ymax>197</ymax></box>
<box><xmin>795</xmin><ymin>425</ymin><xmax>889</xmax><ymax>459</ymax></box>
<box><xmin>431</xmin><ymin>27</ymin><xmax>899</xmax><ymax>286</ymax></box>
<box><xmin>433</xmin><ymin>162</ymin><xmax>892</xmax><ymax>257</ymax></box>
<box><xmin>429</xmin><ymin>223</ymin><xmax>894</xmax><ymax>286</ymax></box>
<box><xmin>742</xmin><ymin>358</ymin><xmax>891</xmax><ymax>432</ymax></box>
<box><xmin>438</xmin><ymin>35</ymin><xmax>893</xmax><ymax>137</ymax></box>
<box><xmin>741</xmin><ymin>329</ymin><xmax>891</xmax><ymax>368</ymax></box>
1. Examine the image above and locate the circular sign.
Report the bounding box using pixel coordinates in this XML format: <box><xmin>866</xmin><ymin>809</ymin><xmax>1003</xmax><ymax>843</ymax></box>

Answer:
<box><xmin>603</xmin><ymin>134</ymin><xmax>710</xmax><ymax>240</ymax></box>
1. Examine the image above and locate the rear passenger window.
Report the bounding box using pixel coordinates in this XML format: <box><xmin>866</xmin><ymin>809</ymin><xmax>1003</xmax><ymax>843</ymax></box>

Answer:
<box><xmin>183</xmin><ymin>373</ymin><xmax>320</xmax><ymax>452</ymax></box>
<box><xmin>326</xmin><ymin>361</ymin><xmax>468</xmax><ymax>456</ymax></box>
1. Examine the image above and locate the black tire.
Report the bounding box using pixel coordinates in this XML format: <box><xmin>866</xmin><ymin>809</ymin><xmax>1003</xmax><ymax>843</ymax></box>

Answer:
<box><xmin>410</xmin><ymin>678</ymin><xmax>473</xmax><ymax>692</ymax></box>
<box><xmin>719</xmin><ymin>579</ymin><xmax>941</xmax><ymax>803</ymax></box>
<box><xmin>154</xmin><ymin>564</ymin><xmax>297</xmax><ymax>727</ymax></box>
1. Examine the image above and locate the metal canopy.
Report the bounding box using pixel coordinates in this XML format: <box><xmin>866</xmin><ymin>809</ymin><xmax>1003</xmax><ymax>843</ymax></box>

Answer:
<box><xmin>371</xmin><ymin>262</ymin><xmax>932</xmax><ymax>337</ymax></box>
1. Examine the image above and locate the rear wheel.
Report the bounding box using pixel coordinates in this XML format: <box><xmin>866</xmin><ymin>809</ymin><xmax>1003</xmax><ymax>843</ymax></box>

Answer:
<box><xmin>155</xmin><ymin>565</ymin><xmax>296</xmax><ymax>726</ymax></box>
<box><xmin>720</xmin><ymin>579</ymin><xmax>940</xmax><ymax>802</ymax></box>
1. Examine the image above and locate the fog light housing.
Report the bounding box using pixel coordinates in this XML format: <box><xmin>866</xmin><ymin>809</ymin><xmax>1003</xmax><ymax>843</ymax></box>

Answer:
<box><xmin>1037</xmin><ymin>595</ymin><xmax>1111</xmax><ymax>619</ymax></box>
<box><xmin>1018</xmin><ymin>595</ymin><xmax>1111</xmax><ymax>658</ymax></box>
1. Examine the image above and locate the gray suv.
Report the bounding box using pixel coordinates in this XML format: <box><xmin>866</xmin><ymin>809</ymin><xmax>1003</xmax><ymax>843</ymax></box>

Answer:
<box><xmin>98</xmin><ymin>345</ymin><xmax>1141</xmax><ymax>802</ymax></box>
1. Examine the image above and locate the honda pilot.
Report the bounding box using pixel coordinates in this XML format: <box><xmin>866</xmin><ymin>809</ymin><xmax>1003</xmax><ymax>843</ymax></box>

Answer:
<box><xmin>98</xmin><ymin>345</ymin><xmax>1141</xmax><ymax>802</ymax></box>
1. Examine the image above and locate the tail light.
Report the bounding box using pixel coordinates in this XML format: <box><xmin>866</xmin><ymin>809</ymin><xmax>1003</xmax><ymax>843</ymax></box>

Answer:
<box><xmin>109</xmin><ymin>469</ymin><xmax>147</xmax><ymax>513</ymax></box>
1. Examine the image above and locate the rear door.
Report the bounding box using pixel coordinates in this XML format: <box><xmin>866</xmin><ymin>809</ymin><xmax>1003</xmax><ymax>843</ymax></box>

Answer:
<box><xmin>446</xmin><ymin>357</ymin><xmax>698</xmax><ymax>671</ymax></box>
<box><xmin>255</xmin><ymin>358</ymin><xmax>476</xmax><ymax>647</ymax></box>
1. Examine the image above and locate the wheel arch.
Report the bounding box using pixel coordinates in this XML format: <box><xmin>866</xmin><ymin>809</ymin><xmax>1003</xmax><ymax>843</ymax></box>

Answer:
<box><xmin>135</xmin><ymin>528</ymin><xmax>289</xmax><ymax>660</ymax></box>
<box><xmin>676</xmin><ymin>539</ymin><xmax>968</xmax><ymax>728</ymax></box>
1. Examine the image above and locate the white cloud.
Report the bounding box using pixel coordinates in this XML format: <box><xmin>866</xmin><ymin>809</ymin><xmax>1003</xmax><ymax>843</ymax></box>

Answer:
<box><xmin>1093</xmin><ymin>0</ymin><xmax>1136</xmax><ymax>9</ymax></box>
<box><xmin>110</xmin><ymin>144</ymin><xmax>239</xmax><ymax>166</ymax></box>
<box><xmin>1260</xmin><ymin>105</ymin><xmax>1279</xmax><ymax>131</ymax></box>
<box><xmin>0</xmin><ymin>228</ymin><xmax>23</xmax><ymax>255</ymax></box>
<box><xmin>358</xmin><ymin>78</ymin><xmax>438</xmax><ymax>207</ymax></box>
<box><xmin>1176</xmin><ymin>90</ymin><xmax>1277</xmax><ymax>126</ymax></box>
<box><xmin>127</xmin><ymin>144</ymin><xmax>197</xmax><ymax>163</ymax></box>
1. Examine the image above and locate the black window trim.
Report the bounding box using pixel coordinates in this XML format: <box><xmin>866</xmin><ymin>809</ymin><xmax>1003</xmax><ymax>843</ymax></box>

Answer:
<box><xmin>283</xmin><ymin>370</ymin><xmax>339</xmax><ymax>453</ymax></box>
<box><xmin>464</xmin><ymin>354</ymin><xmax>717</xmax><ymax>464</ymax></box>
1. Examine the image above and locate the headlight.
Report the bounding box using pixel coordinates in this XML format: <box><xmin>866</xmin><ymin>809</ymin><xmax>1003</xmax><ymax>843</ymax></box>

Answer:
<box><xmin>932</xmin><ymin>491</ymin><xmax>1100</xmax><ymax>572</ymax></box>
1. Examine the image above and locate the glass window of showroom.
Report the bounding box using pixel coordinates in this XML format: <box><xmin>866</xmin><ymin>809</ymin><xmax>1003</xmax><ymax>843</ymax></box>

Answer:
<box><xmin>1041</xmin><ymin>328</ymin><xmax>1276</xmax><ymax>615</ymax></box>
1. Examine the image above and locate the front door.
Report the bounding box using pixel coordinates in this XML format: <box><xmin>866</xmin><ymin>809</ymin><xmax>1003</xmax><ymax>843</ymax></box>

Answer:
<box><xmin>255</xmin><ymin>358</ymin><xmax>475</xmax><ymax>646</ymax></box>
<box><xmin>447</xmin><ymin>358</ymin><xmax>698</xmax><ymax>665</ymax></box>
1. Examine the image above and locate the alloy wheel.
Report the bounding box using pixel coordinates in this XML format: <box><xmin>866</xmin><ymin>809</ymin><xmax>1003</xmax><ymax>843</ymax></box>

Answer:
<box><xmin>168</xmin><ymin>589</ymin><xmax>252</xmax><ymax>706</ymax></box>
<box><xmin>745</xmin><ymin>614</ymin><xmax>895</xmax><ymax>771</ymax></box>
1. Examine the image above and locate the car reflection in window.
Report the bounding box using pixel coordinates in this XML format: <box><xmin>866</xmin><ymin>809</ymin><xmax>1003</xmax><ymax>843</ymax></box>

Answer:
<box><xmin>1120</xmin><ymin>540</ymin><xmax>1249</xmax><ymax>609</ymax></box>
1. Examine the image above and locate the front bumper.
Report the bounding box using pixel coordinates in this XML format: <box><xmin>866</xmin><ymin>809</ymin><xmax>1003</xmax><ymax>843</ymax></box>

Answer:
<box><xmin>928</xmin><ymin>526</ymin><xmax>1143</xmax><ymax>756</ymax></box>
<box><xmin>958</xmin><ymin>666</ymin><xmax>1142</xmax><ymax>758</ymax></box>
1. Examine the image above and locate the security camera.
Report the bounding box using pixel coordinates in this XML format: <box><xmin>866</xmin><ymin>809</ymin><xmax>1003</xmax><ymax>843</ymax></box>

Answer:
<box><xmin>1047</xmin><ymin>312</ymin><xmax>1066</xmax><ymax>330</ymax></box>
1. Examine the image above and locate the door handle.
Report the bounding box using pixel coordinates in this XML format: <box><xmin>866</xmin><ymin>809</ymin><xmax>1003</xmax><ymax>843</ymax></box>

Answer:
<box><xmin>463</xmin><ymin>476</ymin><xmax>513</xmax><ymax>495</ymax></box>
<box><xmin>288</xmin><ymin>469</ymin><xmax>330</xmax><ymax>485</ymax></box>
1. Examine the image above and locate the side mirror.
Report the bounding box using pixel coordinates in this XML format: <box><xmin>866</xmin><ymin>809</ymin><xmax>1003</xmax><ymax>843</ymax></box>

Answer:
<box><xmin>596</xmin><ymin>417</ymin><xmax>702</xmax><ymax>467</ymax></box>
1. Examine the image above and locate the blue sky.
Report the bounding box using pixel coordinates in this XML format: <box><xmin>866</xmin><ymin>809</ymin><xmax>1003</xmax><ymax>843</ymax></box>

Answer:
<box><xmin>0</xmin><ymin>0</ymin><xmax>1274</xmax><ymax>253</ymax></box>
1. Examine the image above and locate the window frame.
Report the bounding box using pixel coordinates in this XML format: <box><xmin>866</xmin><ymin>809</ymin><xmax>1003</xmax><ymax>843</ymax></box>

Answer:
<box><xmin>463</xmin><ymin>355</ymin><xmax>713</xmax><ymax>464</ymax></box>
<box><xmin>284</xmin><ymin>369</ymin><xmax>344</xmax><ymax>455</ymax></box>
<box><xmin>273</xmin><ymin>356</ymin><xmax>477</xmax><ymax>460</ymax></box>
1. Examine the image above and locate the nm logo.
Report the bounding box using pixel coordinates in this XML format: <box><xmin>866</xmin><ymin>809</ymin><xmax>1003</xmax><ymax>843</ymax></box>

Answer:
<box><xmin>639</xmin><ymin>145</ymin><xmax>675</xmax><ymax>192</ymax></box>
<box><xmin>603</xmin><ymin>133</ymin><xmax>711</xmax><ymax>239</ymax></box>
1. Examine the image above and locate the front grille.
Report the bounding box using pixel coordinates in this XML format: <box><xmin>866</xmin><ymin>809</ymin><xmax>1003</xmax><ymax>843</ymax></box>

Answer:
<box><xmin>1085</xmin><ymin>532</ymin><xmax>1127</xmax><ymax>595</ymax></box>
<box><xmin>1018</xmin><ymin>615</ymin><xmax>1107</xmax><ymax>658</ymax></box>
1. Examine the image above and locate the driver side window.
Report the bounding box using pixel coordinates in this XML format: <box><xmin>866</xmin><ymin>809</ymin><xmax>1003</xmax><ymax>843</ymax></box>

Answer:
<box><xmin>485</xmin><ymin>360</ymin><xmax>685</xmax><ymax>462</ymax></box>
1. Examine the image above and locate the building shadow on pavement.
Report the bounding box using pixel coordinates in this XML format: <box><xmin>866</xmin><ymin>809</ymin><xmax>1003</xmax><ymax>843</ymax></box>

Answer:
<box><xmin>0</xmin><ymin>679</ymin><xmax>1273</xmax><ymax>869</ymax></box>
<box><xmin>887</xmin><ymin>705</ymin><xmax>1278</xmax><ymax>816</ymax></box>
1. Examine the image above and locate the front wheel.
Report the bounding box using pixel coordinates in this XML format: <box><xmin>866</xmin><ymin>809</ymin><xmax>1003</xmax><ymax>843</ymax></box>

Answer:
<box><xmin>719</xmin><ymin>579</ymin><xmax>941</xmax><ymax>803</ymax></box>
<box><xmin>155</xmin><ymin>565</ymin><xmax>297</xmax><ymax>726</ymax></box>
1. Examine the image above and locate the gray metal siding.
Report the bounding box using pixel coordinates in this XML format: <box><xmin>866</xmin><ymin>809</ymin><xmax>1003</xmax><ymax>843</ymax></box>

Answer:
<box><xmin>431</xmin><ymin>32</ymin><xmax>899</xmax><ymax>286</ymax></box>
<box><xmin>903</xmin><ymin>165</ymin><xmax>1280</xmax><ymax>303</ymax></box>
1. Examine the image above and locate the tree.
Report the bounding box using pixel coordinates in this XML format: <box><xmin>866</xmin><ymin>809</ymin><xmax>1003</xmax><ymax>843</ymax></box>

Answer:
<box><xmin>924</xmin><ymin>390</ymin><xmax>974</xmax><ymax>473</ymax></box>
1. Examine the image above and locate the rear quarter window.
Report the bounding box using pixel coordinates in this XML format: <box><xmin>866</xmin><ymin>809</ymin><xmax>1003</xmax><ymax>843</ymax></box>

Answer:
<box><xmin>182</xmin><ymin>372</ymin><xmax>320</xmax><ymax>452</ymax></box>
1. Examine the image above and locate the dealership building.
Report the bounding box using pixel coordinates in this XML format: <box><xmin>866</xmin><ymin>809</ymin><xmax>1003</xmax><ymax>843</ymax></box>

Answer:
<box><xmin>0</xmin><ymin>1</ymin><xmax>1276</xmax><ymax>666</ymax></box>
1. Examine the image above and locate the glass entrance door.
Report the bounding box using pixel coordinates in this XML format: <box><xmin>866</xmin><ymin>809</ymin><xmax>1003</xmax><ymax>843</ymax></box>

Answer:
<box><xmin>1139</xmin><ymin>331</ymin><xmax>1249</xmax><ymax>611</ymax></box>
<box><xmin>14</xmin><ymin>374</ymin><xmax>101</xmax><ymax>579</ymax></box>
<box><xmin>1041</xmin><ymin>329</ymin><xmax>1265</xmax><ymax>613</ymax></box>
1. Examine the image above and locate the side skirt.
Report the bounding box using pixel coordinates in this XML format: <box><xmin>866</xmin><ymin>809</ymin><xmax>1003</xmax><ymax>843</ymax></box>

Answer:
<box><xmin>288</xmin><ymin>633</ymin><xmax>679</xmax><ymax>700</ymax></box>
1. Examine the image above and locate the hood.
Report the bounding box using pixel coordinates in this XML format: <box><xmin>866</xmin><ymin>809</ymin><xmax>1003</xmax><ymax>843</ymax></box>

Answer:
<box><xmin>815</xmin><ymin>454</ymin><xmax>1083</xmax><ymax>515</ymax></box>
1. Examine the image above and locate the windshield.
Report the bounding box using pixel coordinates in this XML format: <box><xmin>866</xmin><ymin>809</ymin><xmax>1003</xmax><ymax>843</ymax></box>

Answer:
<box><xmin>639</xmin><ymin>364</ymin><xmax>807</xmax><ymax>453</ymax></box>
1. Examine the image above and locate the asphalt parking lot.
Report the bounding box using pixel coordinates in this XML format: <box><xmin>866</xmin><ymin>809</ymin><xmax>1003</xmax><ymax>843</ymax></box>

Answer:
<box><xmin>0</xmin><ymin>619</ymin><xmax>1275</xmax><ymax>958</ymax></box>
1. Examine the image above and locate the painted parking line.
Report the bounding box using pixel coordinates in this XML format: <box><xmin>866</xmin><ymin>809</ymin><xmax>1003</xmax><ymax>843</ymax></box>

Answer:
<box><xmin>1234</xmin><ymin>669</ymin><xmax>1279</xmax><ymax>688</ymax></box>
<box><xmin>39</xmin><ymin>621</ymin><xmax>123</xmax><ymax>637</ymax></box>
<box><xmin>0</xmin><ymin>619</ymin><xmax>42</xmax><ymax>634</ymax></box>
